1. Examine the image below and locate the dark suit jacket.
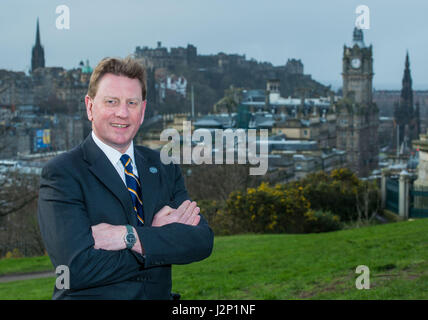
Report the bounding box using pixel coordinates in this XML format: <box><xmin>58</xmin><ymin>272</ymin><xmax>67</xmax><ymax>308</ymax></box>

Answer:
<box><xmin>37</xmin><ymin>133</ymin><xmax>214</xmax><ymax>300</ymax></box>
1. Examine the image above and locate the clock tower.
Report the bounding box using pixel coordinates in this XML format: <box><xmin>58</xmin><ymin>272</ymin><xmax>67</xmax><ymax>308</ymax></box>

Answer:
<box><xmin>336</xmin><ymin>27</ymin><xmax>379</xmax><ymax>177</ymax></box>
<box><xmin>342</xmin><ymin>27</ymin><xmax>373</xmax><ymax>104</ymax></box>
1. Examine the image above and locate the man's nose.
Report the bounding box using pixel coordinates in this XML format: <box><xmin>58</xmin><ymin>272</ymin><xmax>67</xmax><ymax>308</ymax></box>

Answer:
<box><xmin>115</xmin><ymin>101</ymin><xmax>129</xmax><ymax>118</ymax></box>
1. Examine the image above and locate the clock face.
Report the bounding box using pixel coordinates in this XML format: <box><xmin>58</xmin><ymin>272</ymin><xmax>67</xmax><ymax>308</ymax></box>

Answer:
<box><xmin>351</xmin><ymin>58</ymin><xmax>361</xmax><ymax>69</ymax></box>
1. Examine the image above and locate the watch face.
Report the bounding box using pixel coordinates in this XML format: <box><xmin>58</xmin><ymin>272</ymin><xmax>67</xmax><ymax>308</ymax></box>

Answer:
<box><xmin>351</xmin><ymin>58</ymin><xmax>361</xmax><ymax>69</ymax></box>
<box><xmin>126</xmin><ymin>233</ymin><xmax>136</xmax><ymax>243</ymax></box>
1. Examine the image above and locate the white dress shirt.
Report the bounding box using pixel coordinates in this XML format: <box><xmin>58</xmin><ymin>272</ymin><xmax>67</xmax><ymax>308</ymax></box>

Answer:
<box><xmin>91</xmin><ymin>131</ymin><xmax>139</xmax><ymax>186</ymax></box>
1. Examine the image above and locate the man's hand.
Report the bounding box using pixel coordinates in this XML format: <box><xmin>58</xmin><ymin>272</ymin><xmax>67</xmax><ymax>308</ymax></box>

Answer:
<box><xmin>152</xmin><ymin>200</ymin><xmax>201</xmax><ymax>227</ymax></box>
<box><xmin>91</xmin><ymin>200</ymin><xmax>200</xmax><ymax>253</ymax></box>
<box><xmin>91</xmin><ymin>223</ymin><xmax>127</xmax><ymax>251</ymax></box>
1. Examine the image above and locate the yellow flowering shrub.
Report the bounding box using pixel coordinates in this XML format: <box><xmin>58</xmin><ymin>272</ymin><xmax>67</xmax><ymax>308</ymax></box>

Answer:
<box><xmin>224</xmin><ymin>182</ymin><xmax>313</xmax><ymax>234</ymax></box>
<box><xmin>199</xmin><ymin>168</ymin><xmax>377</xmax><ymax>235</ymax></box>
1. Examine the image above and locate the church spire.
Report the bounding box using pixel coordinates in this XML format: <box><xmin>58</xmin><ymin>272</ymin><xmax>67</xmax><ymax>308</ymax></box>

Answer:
<box><xmin>31</xmin><ymin>17</ymin><xmax>45</xmax><ymax>73</ymax></box>
<box><xmin>35</xmin><ymin>17</ymin><xmax>41</xmax><ymax>46</ymax></box>
<box><xmin>405</xmin><ymin>50</ymin><xmax>410</xmax><ymax>69</ymax></box>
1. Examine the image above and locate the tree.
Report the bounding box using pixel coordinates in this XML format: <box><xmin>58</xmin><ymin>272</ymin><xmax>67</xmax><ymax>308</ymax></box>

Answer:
<box><xmin>0</xmin><ymin>171</ymin><xmax>39</xmax><ymax>218</ymax></box>
<box><xmin>182</xmin><ymin>163</ymin><xmax>262</xmax><ymax>202</ymax></box>
<box><xmin>0</xmin><ymin>171</ymin><xmax>43</xmax><ymax>257</ymax></box>
<box><xmin>355</xmin><ymin>180</ymin><xmax>381</xmax><ymax>226</ymax></box>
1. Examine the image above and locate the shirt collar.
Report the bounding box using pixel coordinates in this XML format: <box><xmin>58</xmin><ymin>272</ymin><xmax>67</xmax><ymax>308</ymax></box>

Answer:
<box><xmin>91</xmin><ymin>131</ymin><xmax>136</xmax><ymax>168</ymax></box>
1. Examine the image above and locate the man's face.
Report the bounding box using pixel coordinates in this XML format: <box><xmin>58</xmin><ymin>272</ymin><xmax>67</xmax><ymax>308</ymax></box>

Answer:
<box><xmin>85</xmin><ymin>73</ymin><xmax>146</xmax><ymax>153</ymax></box>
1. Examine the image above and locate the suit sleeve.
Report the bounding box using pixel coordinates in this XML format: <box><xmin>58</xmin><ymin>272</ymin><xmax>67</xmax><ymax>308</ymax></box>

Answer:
<box><xmin>37</xmin><ymin>162</ymin><xmax>145</xmax><ymax>291</ymax></box>
<box><xmin>135</xmin><ymin>163</ymin><xmax>214</xmax><ymax>268</ymax></box>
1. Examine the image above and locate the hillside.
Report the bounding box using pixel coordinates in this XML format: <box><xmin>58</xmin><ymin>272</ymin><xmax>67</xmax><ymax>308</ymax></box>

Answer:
<box><xmin>150</xmin><ymin>61</ymin><xmax>330</xmax><ymax>116</ymax></box>
<box><xmin>172</xmin><ymin>218</ymin><xmax>428</xmax><ymax>299</ymax></box>
<box><xmin>0</xmin><ymin>218</ymin><xmax>427</xmax><ymax>299</ymax></box>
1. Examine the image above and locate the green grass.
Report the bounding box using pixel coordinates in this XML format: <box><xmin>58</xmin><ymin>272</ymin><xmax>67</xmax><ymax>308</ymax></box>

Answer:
<box><xmin>0</xmin><ymin>256</ymin><xmax>52</xmax><ymax>276</ymax></box>
<box><xmin>1</xmin><ymin>218</ymin><xmax>428</xmax><ymax>299</ymax></box>
<box><xmin>0</xmin><ymin>277</ymin><xmax>54</xmax><ymax>300</ymax></box>
<box><xmin>172</xmin><ymin>218</ymin><xmax>428</xmax><ymax>299</ymax></box>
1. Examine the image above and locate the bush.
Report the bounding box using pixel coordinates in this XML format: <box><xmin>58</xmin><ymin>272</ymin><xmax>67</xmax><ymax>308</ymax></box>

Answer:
<box><xmin>197</xmin><ymin>199</ymin><xmax>229</xmax><ymax>235</ymax></box>
<box><xmin>4</xmin><ymin>248</ymin><xmax>23</xmax><ymax>259</ymax></box>
<box><xmin>198</xmin><ymin>168</ymin><xmax>379</xmax><ymax>235</ymax></box>
<box><xmin>303</xmin><ymin>210</ymin><xmax>342</xmax><ymax>233</ymax></box>
<box><xmin>221</xmin><ymin>182</ymin><xmax>312</xmax><ymax>234</ymax></box>
<box><xmin>291</xmin><ymin>168</ymin><xmax>363</xmax><ymax>222</ymax></box>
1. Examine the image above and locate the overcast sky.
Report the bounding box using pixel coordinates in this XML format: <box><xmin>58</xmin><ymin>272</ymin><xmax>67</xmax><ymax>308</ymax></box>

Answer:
<box><xmin>1</xmin><ymin>0</ymin><xmax>427</xmax><ymax>90</ymax></box>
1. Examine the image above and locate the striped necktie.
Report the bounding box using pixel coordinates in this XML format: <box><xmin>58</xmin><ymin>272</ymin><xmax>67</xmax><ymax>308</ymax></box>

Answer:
<box><xmin>120</xmin><ymin>154</ymin><xmax>144</xmax><ymax>226</ymax></box>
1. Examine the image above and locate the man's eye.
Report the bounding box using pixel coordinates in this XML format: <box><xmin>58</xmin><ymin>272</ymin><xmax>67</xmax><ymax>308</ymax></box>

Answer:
<box><xmin>106</xmin><ymin>99</ymin><xmax>117</xmax><ymax>105</ymax></box>
<box><xmin>128</xmin><ymin>100</ymin><xmax>138</xmax><ymax>106</ymax></box>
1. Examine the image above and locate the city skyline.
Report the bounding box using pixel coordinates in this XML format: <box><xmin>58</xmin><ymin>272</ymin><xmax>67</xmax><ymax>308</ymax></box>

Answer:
<box><xmin>1</xmin><ymin>0</ymin><xmax>428</xmax><ymax>90</ymax></box>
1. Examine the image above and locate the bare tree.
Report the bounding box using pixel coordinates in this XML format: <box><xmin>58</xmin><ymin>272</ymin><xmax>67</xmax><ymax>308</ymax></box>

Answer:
<box><xmin>0</xmin><ymin>171</ymin><xmax>43</xmax><ymax>257</ymax></box>
<box><xmin>355</xmin><ymin>180</ymin><xmax>381</xmax><ymax>226</ymax></box>
<box><xmin>0</xmin><ymin>171</ymin><xmax>39</xmax><ymax>217</ymax></box>
<box><xmin>182</xmin><ymin>163</ymin><xmax>263</xmax><ymax>202</ymax></box>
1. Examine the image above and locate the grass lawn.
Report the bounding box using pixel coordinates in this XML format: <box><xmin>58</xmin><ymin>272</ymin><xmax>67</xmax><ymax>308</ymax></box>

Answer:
<box><xmin>0</xmin><ymin>256</ymin><xmax>52</xmax><ymax>276</ymax></box>
<box><xmin>1</xmin><ymin>218</ymin><xmax>427</xmax><ymax>299</ymax></box>
<box><xmin>0</xmin><ymin>277</ymin><xmax>54</xmax><ymax>300</ymax></box>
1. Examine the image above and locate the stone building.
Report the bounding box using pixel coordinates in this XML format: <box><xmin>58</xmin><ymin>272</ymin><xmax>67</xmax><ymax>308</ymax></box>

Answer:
<box><xmin>336</xmin><ymin>27</ymin><xmax>379</xmax><ymax>177</ymax></box>
<box><xmin>284</xmin><ymin>59</ymin><xmax>304</xmax><ymax>75</ymax></box>
<box><xmin>135</xmin><ymin>41</ymin><xmax>197</xmax><ymax>69</ymax></box>
<box><xmin>0</xmin><ymin>70</ymin><xmax>33</xmax><ymax>106</ymax></box>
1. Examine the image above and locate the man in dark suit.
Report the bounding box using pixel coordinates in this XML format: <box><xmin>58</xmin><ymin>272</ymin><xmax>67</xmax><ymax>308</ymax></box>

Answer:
<box><xmin>37</xmin><ymin>57</ymin><xmax>214</xmax><ymax>299</ymax></box>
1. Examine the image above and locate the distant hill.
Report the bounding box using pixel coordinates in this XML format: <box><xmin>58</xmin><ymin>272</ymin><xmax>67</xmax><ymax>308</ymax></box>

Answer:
<box><xmin>138</xmin><ymin>46</ymin><xmax>331</xmax><ymax>116</ymax></box>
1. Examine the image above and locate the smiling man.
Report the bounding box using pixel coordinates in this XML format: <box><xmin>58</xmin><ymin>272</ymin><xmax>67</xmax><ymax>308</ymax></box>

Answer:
<box><xmin>37</xmin><ymin>57</ymin><xmax>214</xmax><ymax>300</ymax></box>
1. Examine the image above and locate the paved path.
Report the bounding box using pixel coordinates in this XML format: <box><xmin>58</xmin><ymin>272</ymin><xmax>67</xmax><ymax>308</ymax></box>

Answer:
<box><xmin>0</xmin><ymin>270</ymin><xmax>55</xmax><ymax>283</ymax></box>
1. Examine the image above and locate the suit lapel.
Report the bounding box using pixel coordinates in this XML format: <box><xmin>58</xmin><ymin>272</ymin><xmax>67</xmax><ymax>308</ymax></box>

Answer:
<box><xmin>82</xmin><ymin>134</ymin><xmax>136</xmax><ymax>226</ymax></box>
<box><xmin>134</xmin><ymin>147</ymin><xmax>160</xmax><ymax>226</ymax></box>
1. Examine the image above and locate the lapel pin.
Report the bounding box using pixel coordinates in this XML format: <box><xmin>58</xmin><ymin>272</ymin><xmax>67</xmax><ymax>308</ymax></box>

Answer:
<box><xmin>149</xmin><ymin>167</ymin><xmax>158</xmax><ymax>174</ymax></box>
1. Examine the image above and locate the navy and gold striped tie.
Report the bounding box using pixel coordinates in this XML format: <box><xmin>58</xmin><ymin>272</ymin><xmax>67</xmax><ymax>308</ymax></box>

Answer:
<box><xmin>120</xmin><ymin>154</ymin><xmax>144</xmax><ymax>226</ymax></box>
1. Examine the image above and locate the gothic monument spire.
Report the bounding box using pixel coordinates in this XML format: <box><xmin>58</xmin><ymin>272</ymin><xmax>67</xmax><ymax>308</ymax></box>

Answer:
<box><xmin>400</xmin><ymin>51</ymin><xmax>413</xmax><ymax>109</ymax></box>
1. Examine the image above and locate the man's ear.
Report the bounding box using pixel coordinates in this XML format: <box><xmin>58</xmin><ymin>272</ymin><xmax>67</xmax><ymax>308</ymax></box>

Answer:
<box><xmin>85</xmin><ymin>95</ymin><xmax>93</xmax><ymax>121</ymax></box>
<box><xmin>140</xmin><ymin>100</ymin><xmax>147</xmax><ymax>125</ymax></box>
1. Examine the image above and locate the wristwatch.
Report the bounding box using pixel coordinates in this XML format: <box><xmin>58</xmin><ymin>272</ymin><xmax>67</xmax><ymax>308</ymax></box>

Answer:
<box><xmin>124</xmin><ymin>224</ymin><xmax>136</xmax><ymax>249</ymax></box>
